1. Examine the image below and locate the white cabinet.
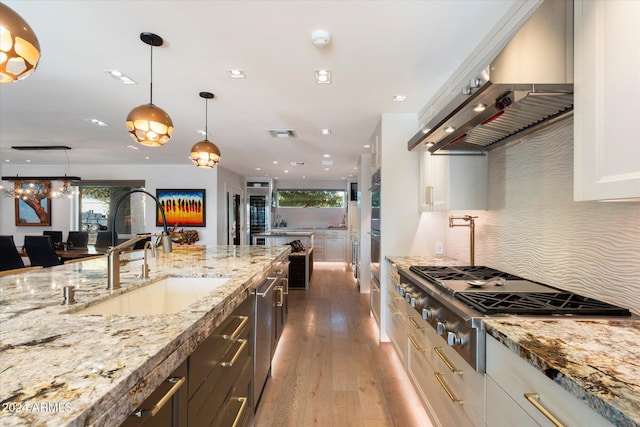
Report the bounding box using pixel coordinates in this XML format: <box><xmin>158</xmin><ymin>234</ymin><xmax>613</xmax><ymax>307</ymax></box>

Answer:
<box><xmin>419</xmin><ymin>150</ymin><xmax>488</xmax><ymax>212</ymax></box>
<box><xmin>385</xmin><ymin>263</ymin><xmax>407</xmax><ymax>364</ymax></box>
<box><xmin>313</xmin><ymin>233</ymin><xmax>324</xmax><ymax>261</ymax></box>
<box><xmin>486</xmin><ymin>335</ymin><xmax>615</xmax><ymax>427</ymax></box>
<box><xmin>574</xmin><ymin>0</ymin><xmax>640</xmax><ymax>201</ymax></box>
<box><xmin>324</xmin><ymin>230</ymin><xmax>346</xmax><ymax>261</ymax></box>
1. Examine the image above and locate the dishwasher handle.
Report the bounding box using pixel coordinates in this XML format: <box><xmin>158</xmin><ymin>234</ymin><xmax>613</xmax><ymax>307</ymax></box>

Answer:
<box><xmin>256</xmin><ymin>277</ymin><xmax>279</xmax><ymax>297</ymax></box>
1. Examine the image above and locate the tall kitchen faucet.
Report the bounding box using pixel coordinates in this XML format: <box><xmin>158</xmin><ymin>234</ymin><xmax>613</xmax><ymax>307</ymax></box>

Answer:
<box><xmin>449</xmin><ymin>215</ymin><xmax>478</xmax><ymax>266</ymax></box>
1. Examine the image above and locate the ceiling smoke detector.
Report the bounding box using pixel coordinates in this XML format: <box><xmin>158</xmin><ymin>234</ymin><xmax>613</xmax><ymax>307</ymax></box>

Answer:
<box><xmin>311</xmin><ymin>29</ymin><xmax>331</xmax><ymax>48</ymax></box>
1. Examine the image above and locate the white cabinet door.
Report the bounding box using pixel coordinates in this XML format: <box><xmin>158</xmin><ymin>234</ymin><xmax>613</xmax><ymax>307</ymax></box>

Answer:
<box><xmin>419</xmin><ymin>150</ymin><xmax>488</xmax><ymax>211</ymax></box>
<box><xmin>324</xmin><ymin>231</ymin><xmax>346</xmax><ymax>261</ymax></box>
<box><xmin>574</xmin><ymin>0</ymin><xmax>640</xmax><ymax>201</ymax></box>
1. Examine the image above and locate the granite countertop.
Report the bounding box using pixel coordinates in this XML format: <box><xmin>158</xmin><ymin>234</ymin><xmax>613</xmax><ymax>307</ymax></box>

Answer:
<box><xmin>386</xmin><ymin>255</ymin><xmax>464</xmax><ymax>270</ymax></box>
<box><xmin>253</xmin><ymin>230</ymin><xmax>315</xmax><ymax>236</ymax></box>
<box><xmin>0</xmin><ymin>245</ymin><xmax>289</xmax><ymax>427</ymax></box>
<box><xmin>484</xmin><ymin>318</ymin><xmax>640</xmax><ymax>427</ymax></box>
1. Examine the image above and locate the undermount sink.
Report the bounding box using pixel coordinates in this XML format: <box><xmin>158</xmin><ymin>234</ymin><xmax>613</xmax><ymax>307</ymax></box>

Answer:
<box><xmin>75</xmin><ymin>277</ymin><xmax>230</xmax><ymax>315</ymax></box>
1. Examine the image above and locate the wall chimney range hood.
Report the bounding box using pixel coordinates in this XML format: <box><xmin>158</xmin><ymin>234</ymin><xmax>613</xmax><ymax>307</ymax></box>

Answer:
<box><xmin>408</xmin><ymin>0</ymin><xmax>573</xmax><ymax>154</ymax></box>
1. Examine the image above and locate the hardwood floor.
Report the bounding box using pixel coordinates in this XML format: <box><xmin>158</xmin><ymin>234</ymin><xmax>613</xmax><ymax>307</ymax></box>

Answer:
<box><xmin>255</xmin><ymin>262</ymin><xmax>433</xmax><ymax>427</ymax></box>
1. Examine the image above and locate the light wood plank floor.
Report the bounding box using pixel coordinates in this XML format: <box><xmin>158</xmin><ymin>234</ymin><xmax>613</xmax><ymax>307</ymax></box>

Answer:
<box><xmin>255</xmin><ymin>262</ymin><xmax>433</xmax><ymax>427</ymax></box>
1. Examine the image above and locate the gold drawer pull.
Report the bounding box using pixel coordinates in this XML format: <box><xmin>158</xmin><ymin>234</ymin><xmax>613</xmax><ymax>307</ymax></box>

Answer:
<box><xmin>133</xmin><ymin>376</ymin><xmax>186</xmax><ymax>417</ymax></box>
<box><xmin>407</xmin><ymin>333</ymin><xmax>425</xmax><ymax>353</ymax></box>
<box><xmin>434</xmin><ymin>347</ymin><xmax>463</xmax><ymax>375</ymax></box>
<box><xmin>524</xmin><ymin>392</ymin><xmax>565</xmax><ymax>427</ymax></box>
<box><xmin>407</xmin><ymin>315</ymin><xmax>424</xmax><ymax>332</ymax></box>
<box><xmin>221</xmin><ymin>339</ymin><xmax>247</xmax><ymax>367</ymax></box>
<box><xmin>387</xmin><ymin>303</ymin><xmax>400</xmax><ymax>316</ymax></box>
<box><xmin>434</xmin><ymin>372</ymin><xmax>463</xmax><ymax>405</ymax></box>
<box><xmin>221</xmin><ymin>315</ymin><xmax>249</xmax><ymax>340</ymax></box>
<box><xmin>230</xmin><ymin>397</ymin><xmax>248</xmax><ymax>427</ymax></box>
<box><xmin>387</xmin><ymin>290</ymin><xmax>400</xmax><ymax>301</ymax></box>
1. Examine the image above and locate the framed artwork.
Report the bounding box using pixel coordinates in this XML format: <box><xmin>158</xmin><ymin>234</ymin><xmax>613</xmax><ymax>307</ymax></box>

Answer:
<box><xmin>156</xmin><ymin>189</ymin><xmax>206</xmax><ymax>227</ymax></box>
<box><xmin>15</xmin><ymin>182</ymin><xmax>52</xmax><ymax>226</ymax></box>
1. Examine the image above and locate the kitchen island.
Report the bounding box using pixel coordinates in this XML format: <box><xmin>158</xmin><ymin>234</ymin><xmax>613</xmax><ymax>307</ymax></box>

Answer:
<box><xmin>0</xmin><ymin>245</ymin><xmax>289</xmax><ymax>427</ymax></box>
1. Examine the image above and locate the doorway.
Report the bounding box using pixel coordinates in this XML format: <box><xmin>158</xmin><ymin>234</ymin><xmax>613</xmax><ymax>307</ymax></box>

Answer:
<box><xmin>226</xmin><ymin>185</ymin><xmax>242</xmax><ymax>245</ymax></box>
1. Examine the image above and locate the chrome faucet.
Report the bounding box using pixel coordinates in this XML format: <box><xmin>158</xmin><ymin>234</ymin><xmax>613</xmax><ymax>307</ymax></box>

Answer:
<box><xmin>449</xmin><ymin>215</ymin><xmax>478</xmax><ymax>266</ymax></box>
<box><xmin>107</xmin><ymin>189</ymin><xmax>172</xmax><ymax>290</ymax></box>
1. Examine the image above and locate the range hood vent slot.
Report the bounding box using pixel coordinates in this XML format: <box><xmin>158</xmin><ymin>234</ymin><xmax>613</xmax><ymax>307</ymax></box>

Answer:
<box><xmin>408</xmin><ymin>0</ymin><xmax>573</xmax><ymax>154</ymax></box>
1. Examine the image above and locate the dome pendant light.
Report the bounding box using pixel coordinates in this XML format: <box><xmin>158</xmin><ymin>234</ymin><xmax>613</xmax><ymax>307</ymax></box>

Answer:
<box><xmin>126</xmin><ymin>32</ymin><xmax>173</xmax><ymax>147</ymax></box>
<box><xmin>189</xmin><ymin>91</ymin><xmax>221</xmax><ymax>168</ymax></box>
<box><xmin>0</xmin><ymin>2</ymin><xmax>41</xmax><ymax>83</ymax></box>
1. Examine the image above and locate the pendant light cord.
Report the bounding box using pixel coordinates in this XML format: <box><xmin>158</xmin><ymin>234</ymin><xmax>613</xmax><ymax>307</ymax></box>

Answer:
<box><xmin>149</xmin><ymin>44</ymin><xmax>153</xmax><ymax>105</ymax></box>
<box><xmin>204</xmin><ymin>97</ymin><xmax>209</xmax><ymax>140</ymax></box>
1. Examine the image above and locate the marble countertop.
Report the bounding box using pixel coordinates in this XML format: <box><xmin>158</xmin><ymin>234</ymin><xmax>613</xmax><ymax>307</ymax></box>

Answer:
<box><xmin>253</xmin><ymin>231</ymin><xmax>315</xmax><ymax>236</ymax></box>
<box><xmin>0</xmin><ymin>245</ymin><xmax>289</xmax><ymax>427</ymax></box>
<box><xmin>387</xmin><ymin>255</ymin><xmax>640</xmax><ymax>426</ymax></box>
<box><xmin>484</xmin><ymin>318</ymin><xmax>640</xmax><ymax>427</ymax></box>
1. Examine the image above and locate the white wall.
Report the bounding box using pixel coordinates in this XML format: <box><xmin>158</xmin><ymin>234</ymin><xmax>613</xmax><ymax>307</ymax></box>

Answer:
<box><xmin>0</xmin><ymin>163</ymin><xmax>219</xmax><ymax>246</ymax></box>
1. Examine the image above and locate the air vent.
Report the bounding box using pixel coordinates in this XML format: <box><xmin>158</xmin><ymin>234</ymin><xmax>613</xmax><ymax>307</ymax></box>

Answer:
<box><xmin>290</xmin><ymin>162</ymin><xmax>306</xmax><ymax>167</ymax></box>
<box><xmin>267</xmin><ymin>129</ymin><xmax>297</xmax><ymax>138</ymax></box>
<box><xmin>11</xmin><ymin>145</ymin><xmax>72</xmax><ymax>151</ymax></box>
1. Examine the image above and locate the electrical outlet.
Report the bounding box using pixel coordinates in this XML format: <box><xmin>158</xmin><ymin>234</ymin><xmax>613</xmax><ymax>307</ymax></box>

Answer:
<box><xmin>435</xmin><ymin>242</ymin><xmax>444</xmax><ymax>255</ymax></box>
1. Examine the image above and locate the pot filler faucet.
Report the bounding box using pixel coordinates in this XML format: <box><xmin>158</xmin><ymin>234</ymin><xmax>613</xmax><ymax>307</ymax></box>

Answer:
<box><xmin>107</xmin><ymin>189</ymin><xmax>172</xmax><ymax>290</ymax></box>
<box><xmin>449</xmin><ymin>215</ymin><xmax>478</xmax><ymax>267</ymax></box>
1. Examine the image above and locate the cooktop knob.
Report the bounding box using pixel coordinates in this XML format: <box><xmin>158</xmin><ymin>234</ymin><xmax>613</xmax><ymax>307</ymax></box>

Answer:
<box><xmin>422</xmin><ymin>306</ymin><xmax>440</xmax><ymax>321</ymax></box>
<box><xmin>437</xmin><ymin>321</ymin><xmax>447</xmax><ymax>336</ymax></box>
<box><xmin>447</xmin><ymin>331</ymin><xmax>469</xmax><ymax>347</ymax></box>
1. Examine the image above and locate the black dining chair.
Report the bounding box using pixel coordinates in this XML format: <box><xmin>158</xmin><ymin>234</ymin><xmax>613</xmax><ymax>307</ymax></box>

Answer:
<box><xmin>67</xmin><ymin>231</ymin><xmax>89</xmax><ymax>248</ymax></box>
<box><xmin>43</xmin><ymin>230</ymin><xmax>63</xmax><ymax>249</ymax></box>
<box><xmin>94</xmin><ymin>231</ymin><xmax>115</xmax><ymax>248</ymax></box>
<box><xmin>132</xmin><ymin>234</ymin><xmax>152</xmax><ymax>250</ymax></box>
<box><xmin>0</xmin><ymin>235</ymin><xmax>25</xmax><ymax>271</ymax></box>
<box><xmin>24</xmin><ymin>235</ymin><xmax>62</xmax><ymax>268</ymax></box>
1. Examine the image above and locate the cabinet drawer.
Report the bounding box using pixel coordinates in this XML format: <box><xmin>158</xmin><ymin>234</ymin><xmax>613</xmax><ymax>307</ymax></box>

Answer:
<box><xmin>386</xmin><ymin>302</ymin><xmax>406</xmax><ymax>364</ymax></box>
<box><xmin>213</xmin><ymin>358</ymin><xmax>253</xmax><ymax>427</ymax></box>
<box><xmin>407</xmin><ymin>342</ymin><xmax>483</xmax><ymax>427</ymax></box>
<box><xmin>486</xmin><ymin>376</ymin><xmax>538</xmax><ymax>427</ymax></box>
<box><xmin>486</xmin><ymin>335</ymin><xmax>614</xmax><ymax>427</ymax></box>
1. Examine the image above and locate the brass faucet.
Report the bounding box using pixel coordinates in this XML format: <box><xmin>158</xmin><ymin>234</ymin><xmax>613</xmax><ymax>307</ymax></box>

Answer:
<box><xmin>448</xmin><ymin>215</ymin><xmax>478</xmax><ymax>266</ymax></box>
<box><xmin>141</xmin><ymin>240</ymin><xmax>156</xmax><ymax>279</ymax></box>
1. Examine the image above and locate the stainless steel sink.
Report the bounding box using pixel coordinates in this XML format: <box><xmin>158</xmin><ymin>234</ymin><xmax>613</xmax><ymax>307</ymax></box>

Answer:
<box><xmin>75</xmin><ymin>277</ymin><xmax>229</xmax><ymax>315</ymax></box>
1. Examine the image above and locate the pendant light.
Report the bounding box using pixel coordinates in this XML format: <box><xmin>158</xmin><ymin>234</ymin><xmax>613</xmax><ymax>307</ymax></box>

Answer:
<box><xmin>189</xmin><ymin>91</ymin><xmax>221</xmax><ymax>168</ymax></box>
<box><xmin>126</xmin><ymin>32</ymin><xmax>173</xmax><ymax>147</ymax></box>
<box><xmin>0</xmin><ymin>2</ymin><xmax>41</xmax><ymax>83</ymax></box>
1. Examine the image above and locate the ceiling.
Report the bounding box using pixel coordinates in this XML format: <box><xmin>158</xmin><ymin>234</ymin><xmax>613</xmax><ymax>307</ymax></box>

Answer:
<box><xmin>0</xmin><ymin>0</ymin><xmax>520</xmax><ymax>181</ymax></box>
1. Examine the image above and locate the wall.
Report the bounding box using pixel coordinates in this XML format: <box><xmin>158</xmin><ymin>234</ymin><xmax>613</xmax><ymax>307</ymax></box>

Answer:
<box><xmin>216</xmin><ymin>166</ymin><xmax>245</xmax><ymax>245</ymax></box>
<box><xmin>0</xmin><ymin>163</ymin><xmax>219</xmax><ymax>246</ymax></box>
<box><xmin>438</xmin><ymin>119</ymin><xmax>640</xmax><ymax>314</ymax></box>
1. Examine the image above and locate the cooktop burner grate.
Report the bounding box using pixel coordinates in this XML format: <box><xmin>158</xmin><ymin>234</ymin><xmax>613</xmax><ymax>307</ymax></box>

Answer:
<box><xmin>455</xmin><ymin>292</ymin><xmax>632</xmax><ymax>316</ymax></box>
<box><xmin>409</xmin><ymin>265</ymin><xmax>525</xmax><ymax>282</ymax></box>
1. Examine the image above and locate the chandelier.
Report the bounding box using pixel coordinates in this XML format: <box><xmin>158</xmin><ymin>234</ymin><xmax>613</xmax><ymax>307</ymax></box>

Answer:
<box><xmin>0</xmin><ymin>176</ymin><xmax>81</xmax><ymax>199</ymax></box>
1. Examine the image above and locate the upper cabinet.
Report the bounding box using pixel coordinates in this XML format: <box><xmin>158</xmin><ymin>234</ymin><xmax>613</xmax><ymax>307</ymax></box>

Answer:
<box><xmin>574</xmin><ymin>0</ymin><xmax>640</xmax><ymax>201</ymax></box>
<box><xmin>419</xmin><ymin>150</ymin><xmax>488</xmax><ymax>212</ymax></box>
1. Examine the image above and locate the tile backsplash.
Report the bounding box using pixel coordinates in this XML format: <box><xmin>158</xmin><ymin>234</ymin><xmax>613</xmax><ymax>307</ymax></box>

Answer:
<box><xmin>445</xmin><ymin>119</ymin><xmax>640</xmax><ymax>314</ymax></box>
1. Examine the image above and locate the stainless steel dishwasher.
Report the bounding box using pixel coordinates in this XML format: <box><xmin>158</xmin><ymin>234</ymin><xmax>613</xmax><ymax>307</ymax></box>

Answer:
<box><xmin>254</xmin><ymin>274</ymin><xmax>279</xmax><ymax>408</ymax></box>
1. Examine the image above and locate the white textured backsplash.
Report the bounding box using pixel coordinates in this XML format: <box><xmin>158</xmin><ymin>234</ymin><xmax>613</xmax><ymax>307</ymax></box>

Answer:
<box><xmin>446</xmin><ymin>119</ymin><xmax>640</xmax><ymax>314</ymax></box>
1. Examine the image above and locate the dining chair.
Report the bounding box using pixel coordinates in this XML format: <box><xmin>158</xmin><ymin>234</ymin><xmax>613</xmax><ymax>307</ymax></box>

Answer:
<box><xmin>0</xmin><ymin>235</ymin><xmax>25</xmax><ymax>271</ymax></box>
<box><xmin>132</xmin><ymin>234</ymin><xmax>152</xmax><ymax>250</ymax></box>
<box><xmin>43</xmin><ymin>230</ymin><xmax>64</xmax><ymax>249</ymax></box>
<box><xmin>24</xmin><ymin>236</ymin><xmax>62</xmax><ymax>268</ymax></box>
<box><xmin>67</xmin><ymin>231</ymin><xmax>89</xmax><ymax>248</ymax></box>
<box><xmin>94</xmin><ymin>231</ymin><xmax>115</xmax><ymax>248</ymax></box>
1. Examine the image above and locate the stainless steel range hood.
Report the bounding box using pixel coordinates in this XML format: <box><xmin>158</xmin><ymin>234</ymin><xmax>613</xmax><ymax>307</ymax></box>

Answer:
<box><xmin>408</xmin><ymin>0</ymin><xmax>573</xmax><ymax>154</ymax></box>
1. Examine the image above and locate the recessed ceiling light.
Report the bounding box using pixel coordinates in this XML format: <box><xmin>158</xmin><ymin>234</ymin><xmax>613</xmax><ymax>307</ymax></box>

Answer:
<box><xmin>255</xmin><ymin>167</ymin><xmax>262</xmax><ymax>171</ymax></box>
<box><xmin>321</xmin><ymin>128</ymin><xmax>331</xmax><ymax>135</ymax></box>
<box><xmin>323</xmin><ymin>154</ymin><xmax>331</xmax><ymax>158</ymax></box>
<box><xmin>85</xmin><ymin>118</ymin><xmax>109</xmax><ymax>127</ymax></box>
<box><xmin>104</xmin><ymin>70</ymin><xmax>137</xmax><ymax>85</ymax></box>
<box><xmin>363</xmin><ymin>144</ymin><xmax>370</xmax><ymax>148</ymax></box>
<box><xmin>273</xmin><ymin>161</ymin><xmax>278</xmax><ymax>164</ymax></box>
<box><xmin>353</xmin><ymin>166</ymin><xmax>358</xmax><ymax>170</ymax></box>
<box><xmin>284</xmin><ymin>170</ymin><xmax>289</xmax><ymax>173</ymax></box>
<box><xmin>226</xmin><ymin>69</ymin><xmax>246</xmax><ymax>79</ymax></box>
<box><xmin>392</xmin><ymin>95</ymin><xmax>407</xmax><ymax>102</ymax></box>
<box><xmin>126</xmin><ymin>145</ymin><xmax>139</xmax><ymax>150</ymax></box>
<box><xmin>315</xmin><ymin>69</ymin><xmax>331</xmax><ymax>84</ymax></box>
<box><xmin>145</xmin><ymin>156</ymin><xmax>150</xmax><ymax>160</ymax></box>
<box><xmin>324</xmin><ymin>168</ymin><xmax>330</xmax><ymax>171</ymax></box>
<box><xmin>473</xmin><ymin>103</ymin><xmax>487</xmax><ymax>112</ymax></box>
<box><xmin>302</xmin><ymin>176</ymin><xmax>307</xmax><ymax>179</ymax></box>
<box><xmin>425</xmin><ymin>142</ymin><xmax>434</xmax><ymax>147</ymax></box>
<box><xmin>25</xmin><ymin>159</ymin><xmax>31</xmax><ymax>163</ymax></box>
<box><xmin>5</xmin><ymin>159</ymin><xmax>10</xmax><ymax>162</ymax></box>
<box><xmin>444</xmin><ymin>126</ymin><xmax>456</xmax><ymax>133</ymax></box>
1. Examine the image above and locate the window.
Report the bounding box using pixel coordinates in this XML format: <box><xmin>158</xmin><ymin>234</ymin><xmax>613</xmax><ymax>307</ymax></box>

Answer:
<box><xmin>277</xmin><ymin>190</ymin><xmax>346</xmax><ymax>208</ymax></box>
<box><xmin>78</xmin><ymin>180</ymin><xmax>145</xmax><ymax>243</ymax></box>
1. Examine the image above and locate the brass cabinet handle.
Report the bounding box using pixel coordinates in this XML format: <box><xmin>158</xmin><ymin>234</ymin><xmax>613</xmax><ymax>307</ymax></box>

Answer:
<box><xmin>133</xmin><ymin>376</ymin><xmax>186</xmax><ymax>417</ymax></box>
<box><xmin>407</xmin><ymin>315</ymin><xmax>424</xmax><ymax>332</ymax></box>
<box><xmin>387</xmin><ymin>290</ymin><xmax>401</xmax><ymax>301</ymax></box>
<box><xmin>434</xmin><ymin>347</ymin><xmax>463</xmax><ymax>375</ymax></box>
<box><xmin>276</xmin><ymin>286</ymin><xmax>284</xmax><ymax>307</ymax></box>
<box><xmin>221</xmin><ymin>315</ymin><xmax>248</xmax><ymax>340</ymax></box>
<box><xmin>387</xmin><ymin>303</ymin><xmax>400</xmax><ymax>316</ymax></box>
<box><xmin>230</xmin><ymin>397</ymin><xmax>248</xmax><ymax>427</ymax></box>
<box><xmin>407</xmin><ymin>333</ymin><xmax>425</xmax><ymax>353</ymax></box>
<box><xmin>524</xmin><ymin>392</ymin><xmax>566</xmax><ymax>427</ymax></box>
<box><xmin>434</xmin><ymin>372</ymin><xmax>463</xmax><ymax>405</ymax></box>
<box><xmin>221</xmin><ymin>339</ymin><xmax>247</xmax><ymax>367</ymax></box>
